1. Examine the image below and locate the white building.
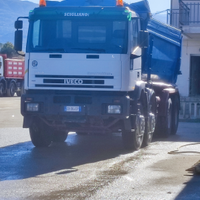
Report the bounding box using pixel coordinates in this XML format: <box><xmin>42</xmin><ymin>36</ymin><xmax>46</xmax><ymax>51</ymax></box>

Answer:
<box><xmin>171</xmin><ymin>0</ymin><xmax>200</xmax><ymax>119</ymax></box>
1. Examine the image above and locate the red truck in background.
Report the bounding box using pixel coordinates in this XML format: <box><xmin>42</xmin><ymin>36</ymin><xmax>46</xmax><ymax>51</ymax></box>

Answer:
<box><xmin>0</xmin><ymin>54</ymin><xmax>24</xmax><ymax>97</ymax></box>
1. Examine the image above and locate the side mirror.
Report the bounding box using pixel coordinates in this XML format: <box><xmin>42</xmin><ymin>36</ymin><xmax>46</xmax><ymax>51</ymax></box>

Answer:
<box><xmin>138</xmin><ymin>30</ymin><xmax>149</xmax><ymax>48</ymax></box>
<box><xmin>14</xmin><ymin>30</ymin><xmax>23</xmax><ymax>51</ymax></box>
<box><xmin>15</xmin><ymin>20</ymin><xmax>23</xmax><ymax>29</ymax></box>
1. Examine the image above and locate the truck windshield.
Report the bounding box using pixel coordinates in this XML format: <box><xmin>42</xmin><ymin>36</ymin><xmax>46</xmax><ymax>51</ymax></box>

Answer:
<box><xmin>27</xmin><ymin>19</ymin><xmax>128</xmax><ymax>54</ymax></box>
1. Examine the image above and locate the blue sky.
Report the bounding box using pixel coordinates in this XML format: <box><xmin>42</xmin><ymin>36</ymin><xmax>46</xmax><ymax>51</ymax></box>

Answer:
<box><xmin>27</xmin><ymin>0</ymin><xmax>170</xmax><ymax>13</ymax></box>
<box><xmin>126</xmin><ymin>0</ymin><xmax>170</xmax><ymax>13</ymax></box>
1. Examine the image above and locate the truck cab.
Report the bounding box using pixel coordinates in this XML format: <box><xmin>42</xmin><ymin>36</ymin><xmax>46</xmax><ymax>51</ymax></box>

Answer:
<box><xmin>24</xmin><ymin>6</ymin><xmax>143</xmax><ymax>92</ymax></box>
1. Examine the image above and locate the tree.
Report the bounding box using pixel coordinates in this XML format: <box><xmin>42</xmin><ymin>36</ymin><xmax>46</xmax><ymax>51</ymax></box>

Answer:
<box><xmin>0</xmin><ymin>43</ymin><xmax>3</xmax><ymax>50</ymax></box>
<box><xmin>0</xmin><ymin>42</ymin><xmax>17</xmax><ymax>58</ymax></box>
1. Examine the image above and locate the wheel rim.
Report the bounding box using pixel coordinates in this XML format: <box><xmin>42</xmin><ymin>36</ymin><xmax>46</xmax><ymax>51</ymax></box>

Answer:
<box><xmin>136</xmin><ymin>115</ymin><xmax>145</xmax><ymax>145</ymax></box>
<box><xmin>167</xmin><ymin>106</ymin><xmax>172</xmax><ymax>130</ymax></box>
<box><xmin>148</xmin><ymin>113</ymin><xmax>156</xmax><ymax>140</ymax></box>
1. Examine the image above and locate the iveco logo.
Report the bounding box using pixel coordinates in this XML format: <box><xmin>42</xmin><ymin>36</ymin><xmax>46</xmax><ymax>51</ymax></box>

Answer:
<box><xmin>32</xmin><ymin>60</ymin><xmax>38</xmax><ymax>67</ymax></box>
<box><xmin>66</xmin><ymin>79</ymin><xmax>83</xmax><ymax>85</ymax></box>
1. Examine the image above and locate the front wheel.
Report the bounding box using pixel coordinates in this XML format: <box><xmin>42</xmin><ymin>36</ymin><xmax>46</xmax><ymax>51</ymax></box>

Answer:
<box><xmin>53</xmin><ymin>130</ymin><xmax>68</xmax><ymax>143</ymax></box>
<box><xmin>122</xmin><ymin>114</ymin><xmax>145</xmax><ymax>151</ymax></box>
<box><xmin>76</xmin><ymin>132</ymin><xmax>88</xmax><ymax>136</ymax></box>
<box><xmin>29</xmin><ymin>118</ymin><xmax>52</xmax><ymax>147</ymax></box>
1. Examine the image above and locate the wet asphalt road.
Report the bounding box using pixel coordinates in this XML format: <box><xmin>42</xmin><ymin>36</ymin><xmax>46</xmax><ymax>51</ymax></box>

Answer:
<box><xmin>0</xmin><ymin>97</ymin><xmax>200</xmax><ymax>200</ymax></box>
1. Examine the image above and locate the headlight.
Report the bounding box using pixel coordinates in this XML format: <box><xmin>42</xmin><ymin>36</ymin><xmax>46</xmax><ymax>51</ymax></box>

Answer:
<box><xmin>26</xmin><ymin>103</ymin><xmax>39</xmax><ymax>112</ymax></box>
<box><xmin>107</xmin><ymin>105</ymin><xmax>121</xmax><ymax>114</ymax></box>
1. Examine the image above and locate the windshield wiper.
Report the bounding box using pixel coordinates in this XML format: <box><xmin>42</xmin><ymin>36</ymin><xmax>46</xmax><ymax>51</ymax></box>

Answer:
<box><xmin>72</xmin><ymin>48</ymin><xmax>105</xmax><ymax>52</ymax></box>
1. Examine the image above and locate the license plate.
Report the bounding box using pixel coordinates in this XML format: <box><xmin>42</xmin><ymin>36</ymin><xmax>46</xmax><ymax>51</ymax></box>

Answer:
<box><xmin>64</xmin><ymin>106</ymin><xmax>81</xmax><ymax>112</ymax></box>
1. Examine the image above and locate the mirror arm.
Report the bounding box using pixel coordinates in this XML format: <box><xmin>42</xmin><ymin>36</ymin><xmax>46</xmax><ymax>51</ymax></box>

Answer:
<box><xmin>17</xmin><ymin>16</ymin><xmax>29</xmax><ymax>21</ymax></box>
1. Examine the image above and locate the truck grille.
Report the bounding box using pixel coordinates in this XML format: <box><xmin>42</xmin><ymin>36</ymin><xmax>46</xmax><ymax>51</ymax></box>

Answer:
<box><xmin>53</xmin><ymin>96</ymin><xmax>71</xmax><ymax>104</ymax></box>
<box><xmin>35</xmin><ymin>75</ymin><xmax>114</xmax><ymax>89</ymax></box>
<box><xmin>74</xmin><ymin>96</ymin><xmax>92</xmax><ymax>104</ymax></box>
<box><xmin>53</xmin><ymin>96</ymin><xmax>92</xmax><ymax>104</ymax></box>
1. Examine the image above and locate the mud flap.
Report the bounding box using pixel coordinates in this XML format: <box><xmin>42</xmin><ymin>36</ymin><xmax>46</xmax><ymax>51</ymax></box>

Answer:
<box><xmin>23</xmin><ymin>116</ymin><xmax>33</xmax><ymax>128</ymax></box>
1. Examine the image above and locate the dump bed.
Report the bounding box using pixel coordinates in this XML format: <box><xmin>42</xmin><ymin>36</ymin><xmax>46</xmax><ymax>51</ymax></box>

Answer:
<box><xmin>128</xmin><ymin>1</ymin><xmax>182</xmax><ymax>84</ymax></box>
<box><xmin>143</xmin><ymin>19</ymin><xmax>182</xmax><ymax>84</ymax></box>
<box><xmin>4</xmin><ymin>58</ymin><xmax>25</xmax><ymax>79</ymax></box>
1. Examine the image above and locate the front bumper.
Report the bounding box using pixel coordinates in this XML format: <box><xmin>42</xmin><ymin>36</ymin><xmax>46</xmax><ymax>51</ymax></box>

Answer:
<box><xmin>21</xmin><ymin>90</ymin><xmax>131</xmax><ymax>132</ymax></box>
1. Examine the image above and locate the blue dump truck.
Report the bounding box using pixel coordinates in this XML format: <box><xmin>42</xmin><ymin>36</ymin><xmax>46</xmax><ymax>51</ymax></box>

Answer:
<box><xmin>14</xmin><ymin>0</ymin><xmax>182</xmax><ymax>150</ymax></box>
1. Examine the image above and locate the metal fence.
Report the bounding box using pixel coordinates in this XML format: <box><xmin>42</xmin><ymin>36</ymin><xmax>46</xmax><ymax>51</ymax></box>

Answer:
<box><xmin>170</xmin><ymin>1</ymin><xmax>200</xmax><ymax>28</ymax></box>
<box><xmin>170</xmin><ymin>9</ymin><xmax>180</xmax><ymax>28</ymax></box>
<box><xmin>186</xmin><ymin>2</ymin><xmax>200</xmax><ymax>24</ymax></box>
<box><xmin>180</xmin><ymin>97</ymin><xmax>200</xmax><ymax>119</ymax></box>
<box><xmin>180</xmin><ymin>0</ymin><xmax>190</xmax><ymax>25</ymax></box>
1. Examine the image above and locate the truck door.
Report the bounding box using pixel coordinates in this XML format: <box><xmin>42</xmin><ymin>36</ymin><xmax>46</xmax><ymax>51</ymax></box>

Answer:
<box><xmin>130</xmin><ymin>19</ymin><xmax>142</xmax><ymax>87</ymax></box>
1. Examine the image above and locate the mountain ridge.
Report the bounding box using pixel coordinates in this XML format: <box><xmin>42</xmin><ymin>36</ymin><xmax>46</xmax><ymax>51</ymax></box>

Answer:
<box><xmin>0</xmin><ymin>0</ymin><xmax>167</xmax><ymax>49</ymax></box>
<box><xmin>0</xmin><ymin>0</ymin><xmax>37</xmax><ymax>47</ymax></box>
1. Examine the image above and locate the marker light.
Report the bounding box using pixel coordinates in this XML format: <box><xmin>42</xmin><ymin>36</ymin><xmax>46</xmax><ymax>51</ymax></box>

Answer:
<box><xmin>116</xmin><ymin>0</ymin><xmax>124</xmax><ymax>6</ymax></box>
<box><xmin>39</xmin><ymin>0</ymin><xmax>46</xmax><ymax>7</ymax></box>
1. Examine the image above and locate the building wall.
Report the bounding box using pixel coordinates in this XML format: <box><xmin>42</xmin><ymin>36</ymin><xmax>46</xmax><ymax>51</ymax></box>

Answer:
<box><xmin>177</xmin><ymin>37</ymin><xmax>200</xmax><ymax>97</ymax></box>
<box><xmin>171</xmin><ymin>0</ymin><xmax>179</xmax><ymax>9</ymax></box>
<box><xmin>171</xmin><ymin>0</ymin><xmax>200</xmax><ymax>119</ymax></box>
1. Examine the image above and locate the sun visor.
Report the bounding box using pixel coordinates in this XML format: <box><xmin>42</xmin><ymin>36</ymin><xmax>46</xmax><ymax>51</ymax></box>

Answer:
<box><xmin>46</xmin><ymin>0</ymin><xmax>116</xmax><ymax>7</ymax></box>
<box><xmin>45</xmin><ymin>0</ymin><xmax>151</xmax><ymax>29</ymax></box>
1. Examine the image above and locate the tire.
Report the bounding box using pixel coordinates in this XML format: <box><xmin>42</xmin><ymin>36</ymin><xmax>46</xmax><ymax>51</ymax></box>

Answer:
<box><xmin>143</xmin><ymin>95</ymin><xmax>157</xmax><ymax>147</ymax></box>
<box><xmin>16</xmin><ymin>82</ymin><xmax>25</xmax><ymax>97</ymax></box>
<box><xmin>155</xmin><ymin>98</ymin><xmax>172</xmax><ymax>138</ymax></box>
<box><xmin>0</xmin><ymin>82</ymin><xmax>5</xmax><ymax>96</ymax></box>
<box><xmin>7</xmin><ymin>81</ymin><xmax>16</xmax><ymax>97</ymax></box>
<box><xmin>171</xmin><ymin>95</ymin><xmax>179</xmax><ymax>135</ymax></box>
<box><xmin>122</xmin><ymin>103</ymin><xmax>145</xmax><ymax>151</ymax></box>
<box><xmin>29</xmin><ymin>118</ymin><xmax>52</xmax><ymax>147</ymax></box>
<box><xmin>16</xmin><ymin>91</ymin><xmax>21</xmax><ymax>97</ymax></box>
<box><xmin>53</xmin><ymin>131</ymin><xmax>68</xmax><ymax>143</ymax></box>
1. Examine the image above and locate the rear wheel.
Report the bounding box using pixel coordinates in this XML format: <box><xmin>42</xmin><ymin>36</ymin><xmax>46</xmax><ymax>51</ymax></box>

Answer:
<box><xmin>29</xmin><ymin>118</ymin><xmax>52</xmax><ymax>147</ymax></box>
<box><xmin>7</xmin><ymin>81</ymin><xmax>16</xmax><ymax>97</ymax></box>
<box><xmin>171</xmin><ymin>95</ymin><xmax>179</xmax><ymax>135</ymax></box>
<box><xmin>0</xmin><ymin>82</ymin><xmax>5</xmax><ymax>96</ymax></box>
<box><xmin>143</xmin><ymin>95</ymin><xmax>157</xmax><ymax>147</ymax></box>
<box><xmin>16</xmin><ymin>91</ymin><xmax>21</xmax><ymax>97</ymax></box>
<box><xmin>156</xmin><ymin>98</ymin><xmax>172</xmax><ymax>138</ymax></box>
<box><xmin>16</xmin><ymin>82</ymin><xmax>24</xmax><ymax>97</ymax></box>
